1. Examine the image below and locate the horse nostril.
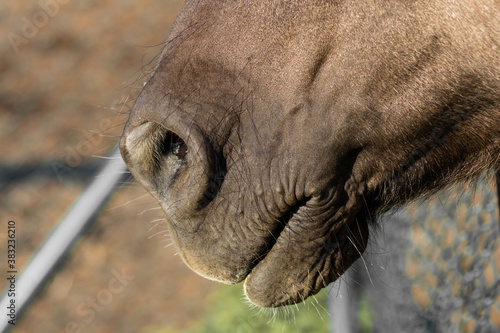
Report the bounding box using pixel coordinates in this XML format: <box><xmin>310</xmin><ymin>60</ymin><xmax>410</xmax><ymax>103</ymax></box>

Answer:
<box><xmin>121</xmin><ymin>119</ymin><xmax>215</xmax><ymax>218</ymax></box>
<box><xmin>161</xmin><ymin>131</ymin><xmax>188</xmax><ymax>160</ymax></box>
<box><xmin>121</xmin><ymin>122</ymin><xmax>191</xmax><ymax>181</ymax></box>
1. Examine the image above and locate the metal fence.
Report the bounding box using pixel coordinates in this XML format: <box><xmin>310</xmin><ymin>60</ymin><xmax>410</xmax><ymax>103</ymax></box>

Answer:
<box><xmin>329</xmin><ymin>173</ymin><xmax>500</xmax><ymax>332</ymax></box>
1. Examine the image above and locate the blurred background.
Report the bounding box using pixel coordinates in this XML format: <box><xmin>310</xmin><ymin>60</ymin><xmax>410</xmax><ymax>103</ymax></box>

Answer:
<box><xmin>0</xmin><ymin>1</ymin><xmax>330</xmax><ymax>332</ymax></box>
<box><xmin>2</xmin><ymin>1</ymin><xmax>500</xmax><ymax>333</ymax></box>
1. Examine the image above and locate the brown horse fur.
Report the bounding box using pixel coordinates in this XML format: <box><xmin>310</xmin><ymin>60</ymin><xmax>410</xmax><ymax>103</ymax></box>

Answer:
<box><xmin>120</xmin><ymin>0</ymin><xmax>500</xmax><ymax>307</ymax></box>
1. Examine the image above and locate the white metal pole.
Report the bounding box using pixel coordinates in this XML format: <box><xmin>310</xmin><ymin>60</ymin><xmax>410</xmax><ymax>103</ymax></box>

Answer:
<box><xmin>0</xmin><ymin>146</ymin><xmax>129</xmax><ymax>333</ymax></box>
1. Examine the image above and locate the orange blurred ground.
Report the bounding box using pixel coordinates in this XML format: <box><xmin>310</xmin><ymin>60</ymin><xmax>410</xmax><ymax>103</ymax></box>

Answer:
<box><xmin>0</xmin><ymin>1</ymin><xmax>216</xmax><ymax>332</ymax></box>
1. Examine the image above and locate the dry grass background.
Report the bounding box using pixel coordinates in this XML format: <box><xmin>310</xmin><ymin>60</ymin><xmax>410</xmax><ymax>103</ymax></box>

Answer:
<box><xmin>4</xmin><ymin>2</ymin><xmax>500</xmax><ymax>333</ymax></box>
<box><xmin>0</xmin><ymin>1</ymin><xmax>218</xmax><ymax>332</ymax></box>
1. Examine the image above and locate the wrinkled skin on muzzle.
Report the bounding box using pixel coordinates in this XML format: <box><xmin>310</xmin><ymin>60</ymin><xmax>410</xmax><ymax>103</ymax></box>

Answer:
<box><xmin>120</xmin><ymin>0</ymin><xmax>500</xmax><ymax>307</ymax></box>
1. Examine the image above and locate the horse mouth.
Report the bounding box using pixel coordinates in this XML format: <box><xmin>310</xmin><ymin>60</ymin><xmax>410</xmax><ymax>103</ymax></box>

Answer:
<box><xmin>241</xmin><ymin>200</ymin><xmax>368</xmax><ymax>308</ymax></box>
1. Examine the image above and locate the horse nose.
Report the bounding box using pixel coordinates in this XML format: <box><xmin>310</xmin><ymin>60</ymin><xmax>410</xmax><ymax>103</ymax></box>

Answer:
<box><xmin>120</xmin><ymin>115</ymin><xmax>213</xmax><ymax>227</ymax></box>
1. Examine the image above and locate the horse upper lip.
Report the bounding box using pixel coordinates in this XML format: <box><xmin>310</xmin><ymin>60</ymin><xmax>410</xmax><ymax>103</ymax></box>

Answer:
<box><xmin>250</xmin><ymin>199</ymin><xmax>309</xmax><ymax>262</ymax></box>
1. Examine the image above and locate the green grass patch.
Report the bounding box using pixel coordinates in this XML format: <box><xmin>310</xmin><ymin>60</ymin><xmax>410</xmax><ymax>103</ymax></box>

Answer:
<box><xmin>357</xmin><ymin>292</ymin><xmax>374</xmax><ymax>333</ymax></box>
<box><xmin>146</xmin><ymin>283</ymin><xmax>331</xmax><ymax>333</ymax></box>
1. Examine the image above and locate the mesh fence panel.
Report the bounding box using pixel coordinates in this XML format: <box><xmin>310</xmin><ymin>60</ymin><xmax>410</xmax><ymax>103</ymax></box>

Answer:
<box><xmin>340</xmin><ymin>174</ymin><xmax>500</xmax><ymax>332</ymax></box>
